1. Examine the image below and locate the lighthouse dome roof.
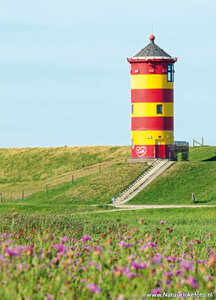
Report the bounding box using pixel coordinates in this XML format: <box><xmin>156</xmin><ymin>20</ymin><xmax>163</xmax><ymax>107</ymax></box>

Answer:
<box><xmin>134</xmin><ymin>35</ymin><xmax>171</xmax><ymax>59</ymax></box>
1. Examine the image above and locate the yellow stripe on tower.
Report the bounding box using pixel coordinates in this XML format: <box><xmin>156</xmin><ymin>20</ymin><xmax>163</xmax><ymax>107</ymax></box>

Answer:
<box><xmin>131</xmin><ymin>74</ymin><xmax>173</xmax><ymax>89</ymax></box>
<box><xmin>131</xmin><ymin>103</ymin><xmax>173</xmax><ymax>117</ymax></box>
<box><xmin>132</xmin><ymin>130</ymin><xmax>174</xmax><ymax>145</ymax></box>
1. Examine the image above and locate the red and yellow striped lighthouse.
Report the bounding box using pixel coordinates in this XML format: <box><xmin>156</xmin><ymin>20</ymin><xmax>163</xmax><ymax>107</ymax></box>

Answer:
<box><xmin>127</xmin><ymin>35</ymin><xmax>178</xmax><ymax>159</ymax></box>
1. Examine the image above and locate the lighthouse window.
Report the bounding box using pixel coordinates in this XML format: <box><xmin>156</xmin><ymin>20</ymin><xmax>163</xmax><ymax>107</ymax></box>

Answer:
<box><xmin>131</xmin><ymin>105</ymin><xmax>134</xmax><ymax>114</ymax></box>
<box><xmin>157</xmin><ymin>104</ymin><xmax>163</xmax><ymax>114</ymax></box>
<box><xmin>167</xmin><ymin>64</ymin><xmax>174</xmax><ymax>82</ymax></box>
<box><xmin>132</xmin><ymin>139</ymin><xmax>134</xmax><ymax>149</ymax></box>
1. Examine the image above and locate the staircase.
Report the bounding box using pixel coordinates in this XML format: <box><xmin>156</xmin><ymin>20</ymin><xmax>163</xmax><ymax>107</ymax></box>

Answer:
<box><xmin>115</xmin><ymin>159</ymin><xmax>174</xmax><ymax>205</ymax></box>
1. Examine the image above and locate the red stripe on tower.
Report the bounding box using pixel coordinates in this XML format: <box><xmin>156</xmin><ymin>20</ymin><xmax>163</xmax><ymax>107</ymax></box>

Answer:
<box><xmin>130</xmin><ymin>62</ymin><xmax>169</xmax><ymax>75</ymax></box>
<box><xmin>131</xmin><ymin>89</ymin><xmax>173</xmax><ymax>103</ymax></box>
<box><xmin>131</xmin><ymin>117</ymin><xmax>173</xmax><ymax>131</ymax></box>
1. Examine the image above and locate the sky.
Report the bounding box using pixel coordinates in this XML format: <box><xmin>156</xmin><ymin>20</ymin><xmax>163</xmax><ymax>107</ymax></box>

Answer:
<box><xmin>0</xmin><ymin>0</ymin><xmax>215</xmax><ymax>147</ymax></box>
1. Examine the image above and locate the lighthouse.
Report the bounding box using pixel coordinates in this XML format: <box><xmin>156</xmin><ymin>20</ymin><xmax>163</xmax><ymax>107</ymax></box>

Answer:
<box><xmin>127</xmin><ymin>35</ymin><xmax>178</xmax><ymax>159</ymax></box>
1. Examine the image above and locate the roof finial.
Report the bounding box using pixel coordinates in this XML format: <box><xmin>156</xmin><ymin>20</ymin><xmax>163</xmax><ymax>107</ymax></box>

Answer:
<box><xmin>149</xmin><ymin>34</ymin><xmax>155</xmax><ymax>42</ymax></box>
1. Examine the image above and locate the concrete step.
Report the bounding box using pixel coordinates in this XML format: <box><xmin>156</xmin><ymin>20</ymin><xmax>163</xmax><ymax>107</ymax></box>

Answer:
<box><xmin>115</xmin><ymin>159</ymin><xmax>174</xmax><ymax>205</ymax></box>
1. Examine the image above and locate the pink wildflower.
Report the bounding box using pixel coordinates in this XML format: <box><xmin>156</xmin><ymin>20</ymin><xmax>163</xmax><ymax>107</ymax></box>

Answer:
<box><xmin>152</xmin><ymin>253</ymin><xmax>162</xmax><ymax>264</ymax></box>
<box><xmin>87</xmin><ymin>283</ymin><xmax>101</xmax><ymax>294</ymax></box>
<box><xmin>81</xmin><ymin>235</ymin><xmax>92</xmax><ymax>242</ymax></box>
<box><xmin>130</xmin><ymin>261</ymin><xmax>149</xmax><ymax>270</ymax></box>
<box><xmin>151</xmin><ymin>288</ymin><xmax>162</xmax><ymax>294</ymax></box>
<box><xmin>187</xmin><ymin>275</ymin><xmax>199</xmax><ymax>289</ymax></box>
<box><xmin>123</xmin><ymin>267</ymin><xmax>136</xmax><ymax>279</ymax></box>
<box><xmin>117</xmin><ymin>241</ymin><xmax>131</xmax><ymax>248</ymax></box>
<box><xmin>180</xmin><ymin>260</ymin><xmax>193</xmax><ymax>271</ymax></box>
<box><xmin>4</xmin><ymin>248</ymin><xmax>18</xmax><ymax>257</ymax></box>
<box><xmin>60</xmin><ymin>237</ymin><xmax>69</xmax><ymax>243</ymax></box>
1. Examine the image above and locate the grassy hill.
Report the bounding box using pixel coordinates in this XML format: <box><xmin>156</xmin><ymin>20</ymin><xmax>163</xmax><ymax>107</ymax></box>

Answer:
<box><xmin>0</xmin><ymin>145</ymin><xmax>215</xmax><ymax>214</ymax></box>
<box><xmin>128</xmin><ymin>146</ymin><xmax>216</xmax><ymax>205</ymax></box>
<box><xmin>0</xmin><ymin>146</ymin><xmax>148</xmax><ymax>213</ymax></box>
<box><xmin>0</xmin><ymin>146</ymin><xmax>215</xmax><ymax>300</ymax></box>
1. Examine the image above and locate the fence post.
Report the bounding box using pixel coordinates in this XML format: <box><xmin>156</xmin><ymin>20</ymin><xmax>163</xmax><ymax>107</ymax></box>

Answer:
<box><xmin>46</xmin><ymin>185</ymin><xmax>48</xmax><ymax>194</ymax></box>
<box><xmin>0</xmin><ymin>194</ymin><xmax>2</xmax><ymax>202</ymax></box>
<box><xmin>192</xmin><ymin>193</ymin><xmax>196</xmax><ymax>203</ymax></box>
<box><xmin>22</xmin><ymin>191</ymin><xmax>24</xmax><ymax>200</ymax></box>
<box><xmin>72</xmin><ymin>175</ymin><xmax>74</xmax><ymax>184</ymax></box>
<box><xmin>99</xmin><ymin>165</ymin><xmax>101</xmax><ymax>171</ymax></box>
<box><xmin>202</xmin><ymin>137</ymin><xmax>204</xmax><ymax>146</ymax></box>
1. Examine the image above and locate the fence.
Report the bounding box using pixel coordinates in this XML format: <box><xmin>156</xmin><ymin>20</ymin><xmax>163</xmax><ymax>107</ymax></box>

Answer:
<box><xmin>0</xmin><ymin>158</ymin><xmax>127</xmax><ymax>202</ymax></box>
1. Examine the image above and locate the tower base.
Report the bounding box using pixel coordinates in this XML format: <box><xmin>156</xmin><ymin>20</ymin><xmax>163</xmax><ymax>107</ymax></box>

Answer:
<box><xmin>131</xmin><ymin>145</ymin><xmax>174</xmax><ymax>159</ymax></box>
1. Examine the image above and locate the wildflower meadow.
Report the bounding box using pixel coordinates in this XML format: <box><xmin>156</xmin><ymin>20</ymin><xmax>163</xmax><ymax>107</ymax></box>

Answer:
<box><xmin>0</xmin><ymin>220</ymin><xmax>215</xmax><ymax>299</ymax></box>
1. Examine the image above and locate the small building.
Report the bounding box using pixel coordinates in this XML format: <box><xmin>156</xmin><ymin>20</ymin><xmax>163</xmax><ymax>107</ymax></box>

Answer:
<box><xmin>127</xmin><ymin>35</ymin><xmax>178</xmax><ymax>159</ymax></box>
<box><xmin>174</xmin><ymin>141</ymin><xmax>189</xmax><ymax>161</ymax></box>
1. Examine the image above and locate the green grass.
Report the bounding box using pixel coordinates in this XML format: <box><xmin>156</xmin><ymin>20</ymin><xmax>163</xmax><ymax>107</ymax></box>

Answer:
<box><xmin>0</xmin><ymin>151</ymin><xmax>148</xmax><ymax>213</ymax></box>
<box><xmin>0</xmin><ymin>207</ymin><xmax>215</xmax><ymax>240</ymax></box>
<box><xmin>0</xmin><ymin>208</ymin><xmax>215</xmax><ymax>299</ymax></box>
<box><xmin>0</xmin><ymin>146</ymin><xmax>133</xmax><ymax>195</ymax></box>
<box><xmin>129</xmin><ymin>146</ymin><xmax>216</xmax><ymax>205</ymax></box>
<box><xmin>0</xmin><ymin>146</ymin><xmax>215</xmax><ymax>213</ymax></box>
<box><xmin>0</xmin><ymin>146</ymin><xmax>215</xmax><ymax>299</ymax></box>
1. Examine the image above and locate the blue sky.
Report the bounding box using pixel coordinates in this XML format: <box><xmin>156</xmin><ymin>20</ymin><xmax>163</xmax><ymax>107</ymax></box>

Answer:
<box><xmin>0</xmin><ymin>0</ymin><xmax>215</xmax><ymax>147</ymax></box>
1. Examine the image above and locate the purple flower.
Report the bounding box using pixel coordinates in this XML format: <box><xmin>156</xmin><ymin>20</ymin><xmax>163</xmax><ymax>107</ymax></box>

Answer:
<box><xmin>117</xmin><ymin>241</ymin><xmax>131</xmax><ymax>248</ymax></box>
<box><xmin>124</xmin><ymin>236</ymin><xmax>131</xmax><ymax>240</ymax></box>
<box><xmin>96</xmin><ymin>263</ymin><xmax>102</xmax><ymax>271</ymax></box>
<box><xmin>81</xmin><ymin>235</ymin><xmax>92</xmax><ymax>242</ymax></box>
<box><xmin>60</xmin><ymin>237</ymin><xmax>69</xmax><ymax>243</ymax></box>
<box><xmin>53</xmin><ymin>244</ymin><xmax>65</xmax><ymax>252</ymax></box>
<box><xmin>152</xmin><ymin>253</ymin><xmax>162</xmax><ymax>264</ymax></box>
<box><xmin>175</xmin><ymin>269</ymin><xmax>184</xmax><ymax>276</ymax></box>
<box><xmin>165</xmin><ymin>271</ymin><xmax>173</xmax><ymax>279</ymax></box>
<box><xmin>123</xmin><ymin>267</ymin><xmax>136</xmax><ymax>279</ymax></box>
<box><xmin>160</xmin><ymin>221</ymin><xmax>166</xmax><ymax>224</ymax></box>
<box><xmin>0</xmin><ymin>233</ymin><xmax>7</xmax><ymax>238</ymax></box>
<box><xmin>130</xmin><ymin>261</ymin><xmax>149</xmax><ymax>270</ymax></box>
<box><xmin>87</xmin><ymin>283</ymin><xmax>101</xmax><ymax>294</ymax></box>
<box><xmin>166</xmin><ymin>280</ymin><xmax>171</xmax><ymax>286</ymax></box>
<box><xmin>177</xmin><ymin>241</ymin><xmax>182</xmax><ymax>245</ymax></box>
<box><xmin>205</xmin><ymin>234</ymin><xmax>210</xmax><ymax>238</ymax></box>
<box><xmin>4</xmin><ymin>248</ymin><xmax>18</xmax><ymax>257</ymax></box>
<box><xmin>180</xmin><ymin>260</ymin><xmax>193</xmax><ymax>271</ymax></box>
<box><xmin>166</xmin><ymin>256</ymin><xmax>177</xmax><ymax>262</ymax></box>
<box><xmin>187</xmin><ymin>275</ymin><xmax>199</xmax><ymax>289</ymax></box>
<box><xmin>93</xmin><ymin>246</ymin><xmax>102</xmax><ymax>254</ymax></box>
<box><xmin>46</xmin><ymin>294</ymin><xmax>53</xmax><ymax>300</ymax></box>
<box><xmin>151</xmin><ymin>288</ymin><xmax>162</xmax><ymax>294</ymax></box>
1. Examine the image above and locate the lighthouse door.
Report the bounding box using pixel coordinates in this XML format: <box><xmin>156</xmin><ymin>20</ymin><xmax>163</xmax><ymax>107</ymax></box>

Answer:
<box><xmin>155</xmin><ymin>140</ymin><xmax>165</xmax><ymax>158</ymax></box>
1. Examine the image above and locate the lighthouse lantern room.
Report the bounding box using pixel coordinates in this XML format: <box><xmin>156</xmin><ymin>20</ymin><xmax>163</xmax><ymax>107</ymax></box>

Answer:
<box><xmin>127</xmin><ymin>35</ymin><xmax>178</xmax><ymax>159</ymax></box>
